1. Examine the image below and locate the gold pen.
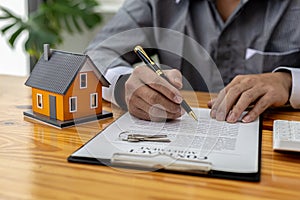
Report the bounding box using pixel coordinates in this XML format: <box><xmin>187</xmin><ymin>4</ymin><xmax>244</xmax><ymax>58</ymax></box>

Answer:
<box><xmin>134</xmin><ymin>45</ymin><xmax>198</xmax><ymax>121</ymax></box>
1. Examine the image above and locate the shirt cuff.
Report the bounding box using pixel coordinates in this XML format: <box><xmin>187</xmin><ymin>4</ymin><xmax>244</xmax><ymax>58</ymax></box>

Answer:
<box><xmin>102</xmin><ymin>66</ymin><xmax>133</xmax><ymax>106</ymax></box>
<box><xmin>273</xmin><ymin>67</ymin><xmax>300</xmax><ymax>108</ymax></box>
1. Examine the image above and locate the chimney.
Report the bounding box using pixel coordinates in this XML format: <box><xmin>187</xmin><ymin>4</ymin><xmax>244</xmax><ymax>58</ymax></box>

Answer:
<box><xmin>43</xmin><ymin>44</ymin><xmax>51</xmax><ymax>61</ymax></box>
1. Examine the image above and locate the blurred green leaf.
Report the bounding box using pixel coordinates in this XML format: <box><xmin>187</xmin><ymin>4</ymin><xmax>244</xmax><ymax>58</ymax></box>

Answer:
<box><xmin>72</xmin><ymin>15</ymin><xmax>83</xmax><ymax>33</ymax></box>
<box><xmin>82</xmin><ymin>14</ymin><xmax>102</xmax><ymax>29</ymax></box>
<box><xmin>0</xmin><ymin>6</ymin><xmax>16</xmax><ymax>18</ymax></box>
<box><xmin>1</xmin><ymin>23</ymin><xmax>16</xmax><ymax>34</ymax></box>
<box><xmin>0</xmin><ymin>16</ymin><xmax>10</xmax><ymax>19</ymax></box>
<box><xmin>8</xmin><ymin>26</ymin><xmax>26</xmax><ymax>47</ymax></box>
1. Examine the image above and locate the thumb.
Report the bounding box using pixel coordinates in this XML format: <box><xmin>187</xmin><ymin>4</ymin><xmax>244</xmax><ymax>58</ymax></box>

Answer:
<box><xmin>207</xmin><ymin>98</ymin><xmax>216</xmax><ymax>108</ymax></box>
<box><xmin>163</xmin><ymin>69</ymin><xmax>183</xmax><ymax>89</ymax></box>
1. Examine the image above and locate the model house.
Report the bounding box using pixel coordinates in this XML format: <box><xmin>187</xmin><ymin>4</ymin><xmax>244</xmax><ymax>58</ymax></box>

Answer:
<box><xmin>24</xmin><ymin>44</ymin><xmax>112</xmax><ymax>128</ymax></box>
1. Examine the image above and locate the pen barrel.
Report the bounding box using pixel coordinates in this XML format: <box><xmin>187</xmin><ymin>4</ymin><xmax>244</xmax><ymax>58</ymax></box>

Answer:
<box><xmin>180</xmin><ymin>100</ymin><xmax>193</xmax><ymax>113</ymax></box>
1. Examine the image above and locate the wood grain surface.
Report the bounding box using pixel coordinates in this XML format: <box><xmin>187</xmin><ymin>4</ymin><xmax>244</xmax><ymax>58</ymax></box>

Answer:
<box><xmin>0</xmin><ymin>75</ymin><xmax>300</xmax><ymax>200</ymax></box>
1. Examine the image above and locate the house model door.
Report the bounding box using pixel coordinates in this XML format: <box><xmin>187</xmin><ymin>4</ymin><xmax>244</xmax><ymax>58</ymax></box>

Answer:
<box><xmin>49</xmin><ymin>95</ymin><xmax>57</xmax><ymax>120</ymax></box>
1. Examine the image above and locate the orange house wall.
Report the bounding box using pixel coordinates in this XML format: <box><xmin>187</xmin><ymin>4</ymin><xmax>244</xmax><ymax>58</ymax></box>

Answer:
<box><xmin>31</xmin><ymin>71</ymin><xmax>103</xmax><ymax>121</ymax></box>
<box><xmin>31</xmin><ymin>88</ymin><xmax>64</xmax><ymax>120</ymax></box>
<box><xmin>63</xmin><ymin>71</ymin><xmax>103</xmax><ymax>121</ymax></box>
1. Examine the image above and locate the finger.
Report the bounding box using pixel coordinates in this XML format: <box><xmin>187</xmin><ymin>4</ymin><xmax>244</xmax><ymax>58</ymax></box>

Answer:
<box><xmin>128</xmin><ymin>94</ymin><xmax>183</xmax><ymax>121</ymax></box>
<box><xmin>226</xmin><ymin>87</ymin><xmax>264</xmax><ymax>123</ymax></box>
<box><xmin>210</xmin><ymin>88</ymin><xmax>227</xmax><ymax>118</ymax></box>
<box><xmin>164</xmin><ymin>69</ymin><xmax>183</xmax><ymax>89</ymax></box>
<box><xmin>129</xmin><ymin>105</ymin><xmax>171</xmax><ymax>122</ymax></box>
<box><xmin>207</xmin><ymin>97</ymin><xmax>217</xmax><ymax>108</ymax></box>
<box><xmin>130</xmin><ymin>107</ymin><xmax>183</xmax><ymax>122</ymax></box>
<box><xmin>149</xmin><ymin>104</ymin><xmax>183</xmax><ymax>120</ymax></box>
<box><xmin>215</xmin><ymin>84</ymin><xmax>248</xmax><ymax>121</ymax></box>
<box><xmin>241</xmin><ymin>95</ymin><xmax>273</xmax><ymax>123</ymax></box>
<box><xmin>214</xmin><ymin>90</ymin><xmax>237</xmax><ymax>121</ymax></box>
<box><xmin>213</xmin><ymin>76</ymin><xmax>255</xmax><ymax>121</ymax></box>
<box><xmin>211</xmin><ymin>75</ymin><xmax>247</xmax><ymax>118</ymax></box>
<box><xmin>133</xmin><ymin>85</ymin><xmax>182</xmax><ymax>114</ymax></box>
<box><xmin>128</xmin><ymin>104</ymin><xmax>152</xmax><ymax>121</ymax></box>
<box><xmin>134</xmin><ymin>66</ymin><xmax>183</xmax><ymax>104</ymax></box>
<box><xmin>125</xmin><ymin>70</ymin><xmax>148</xmax><ymax>100</ymax></box>
<box><xmin>211</xmin><ymin>81</ymin><xmax>238</xmax><ymax>113</ymax></box>
<box><xmin>126</xmin><ymin>84</ymin><xmax>182</xmax><ymax>118</ymax></box>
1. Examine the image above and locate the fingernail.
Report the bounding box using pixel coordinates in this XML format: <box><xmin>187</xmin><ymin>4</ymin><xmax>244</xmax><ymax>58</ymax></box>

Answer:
<box><xmin>173</xmin><ymin>95</ymin><xmax>182</xmax><ymax>103</ymax></box>
<box><xmin>226</xmin><ymin>111</ymin><xmax>236</xmax><ymax>122</ymax></box>
<box><xmin>211</xmin><ymin>109</ymin><xmax>216</xmax><ymax>118</ymax></box>
<box><xmin>242</xmin><ymin>115</ymin><xmax>251</xmax><ymax>123</ymax></box>
<box><xmin>216</xmin><ymin>112</ymin><xmax>226</xmax><ymax>121</ymax></box>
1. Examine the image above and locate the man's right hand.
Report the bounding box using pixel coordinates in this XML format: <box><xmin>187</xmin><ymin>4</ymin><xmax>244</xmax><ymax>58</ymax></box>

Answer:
<box><xmin>124</xmin><ymin>65</ymin><xmax>184</xmax><ymax>121</ymax></box>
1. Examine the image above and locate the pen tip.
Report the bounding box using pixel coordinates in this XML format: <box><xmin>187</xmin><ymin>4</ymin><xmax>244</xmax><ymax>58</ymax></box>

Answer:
<box><xmin>189</xmin><ymin>111</ymin><xmax>198</xmax><ymax>121</ymax></box>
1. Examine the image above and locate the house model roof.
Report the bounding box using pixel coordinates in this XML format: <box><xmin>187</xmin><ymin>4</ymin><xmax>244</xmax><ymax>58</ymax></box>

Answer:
<box><xmin>25</xmin><ymin>49</ymin><xmax>110</xmax><ymax>95</ymax></box>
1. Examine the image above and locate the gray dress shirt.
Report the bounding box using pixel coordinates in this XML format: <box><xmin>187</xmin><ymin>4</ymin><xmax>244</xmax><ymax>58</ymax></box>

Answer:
<box><xmin>85</xmin><ymin>0</ymin><xmax>300</xmax><ymax>105</ymax></box>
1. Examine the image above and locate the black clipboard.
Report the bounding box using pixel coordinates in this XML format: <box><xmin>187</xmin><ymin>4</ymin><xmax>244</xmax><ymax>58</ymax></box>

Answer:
<box><xmin>68</xmin><ymin>114</ymin><xmax>262</xmax><ymax>182</ymax></box>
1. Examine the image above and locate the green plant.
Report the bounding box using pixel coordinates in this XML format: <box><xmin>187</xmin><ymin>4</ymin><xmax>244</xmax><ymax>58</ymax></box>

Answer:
<box><xmin>0</xmin><ymin>0</ymin><xmax>102</xmax><ymax>61</ymax></box>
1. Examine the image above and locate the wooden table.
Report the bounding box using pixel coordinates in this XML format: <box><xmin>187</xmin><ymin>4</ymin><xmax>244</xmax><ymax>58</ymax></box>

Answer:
<box><xmin>0</xmin><ymin>75</ymin><xmax>300</xmax><ymax>200</ymax></box>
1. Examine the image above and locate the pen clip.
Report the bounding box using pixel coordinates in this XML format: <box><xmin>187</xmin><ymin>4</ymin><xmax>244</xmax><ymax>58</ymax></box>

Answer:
<box><xmin>134</xmin><ymin>45</ymin><xmax>155</xmax><ymax>65</ymax></box>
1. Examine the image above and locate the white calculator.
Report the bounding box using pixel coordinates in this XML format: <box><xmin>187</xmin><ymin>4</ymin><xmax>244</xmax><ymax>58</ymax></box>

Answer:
<box><xmin>273</xmin><ymin>120</ymin><xmax>300</xmax><ymax>152</ymax></box>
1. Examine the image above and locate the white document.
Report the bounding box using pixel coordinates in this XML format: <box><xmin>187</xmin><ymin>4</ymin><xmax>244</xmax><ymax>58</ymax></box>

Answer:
<box><xmin>70</xmin><ymin>108</ymin><xmax>260</xmax><ymax>173</ymax></box>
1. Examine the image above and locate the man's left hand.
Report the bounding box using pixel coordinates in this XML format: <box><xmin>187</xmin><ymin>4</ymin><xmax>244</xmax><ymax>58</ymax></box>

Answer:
<box><xmin>208</xmin><ymin>72</ymin><xmax>292</xmax><ymax>123</ymax></box>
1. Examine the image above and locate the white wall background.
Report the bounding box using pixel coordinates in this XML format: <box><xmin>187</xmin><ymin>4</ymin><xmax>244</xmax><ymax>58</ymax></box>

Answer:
<box><xmin>0</xmin><ymin>0</ymin><xmax>29</xmax><ymax>76</ymax></box>
<box><xmin>0</xmin><ymin>0</ymin><xmax>124</xmax><ymax>77</ymax></box>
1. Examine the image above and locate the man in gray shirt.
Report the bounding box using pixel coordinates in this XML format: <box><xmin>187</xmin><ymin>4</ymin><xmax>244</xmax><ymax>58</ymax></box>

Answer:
<box><xmin>86</xmin><ymin>0</ymin><xmax>300</xmax><ymax>122</ymax></box>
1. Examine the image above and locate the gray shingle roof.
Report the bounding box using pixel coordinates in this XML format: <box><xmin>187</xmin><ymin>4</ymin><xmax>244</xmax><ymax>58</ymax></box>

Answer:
<box><xmin>25</xmin><ymin>50</ymin><xmax>109</xmax><ymax>94</ymax></box>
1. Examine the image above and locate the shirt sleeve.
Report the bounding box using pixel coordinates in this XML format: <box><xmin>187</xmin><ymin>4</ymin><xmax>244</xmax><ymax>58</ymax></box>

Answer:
<box><xmin>273</xmin><ymin>67</ymin><xmax>300</xmax><ymax>108</ymax></box>
<box><xmin>102</xmin><ymin>66</ymin><xmax>133</xmax><ymax>106</ymax></box>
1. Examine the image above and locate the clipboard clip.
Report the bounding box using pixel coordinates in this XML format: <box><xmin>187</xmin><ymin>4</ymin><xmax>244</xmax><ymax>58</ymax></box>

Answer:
<box><xmin>111</xmin><ymin>153</ymin><xmax>212</xmax><ymax>174</ymax></box>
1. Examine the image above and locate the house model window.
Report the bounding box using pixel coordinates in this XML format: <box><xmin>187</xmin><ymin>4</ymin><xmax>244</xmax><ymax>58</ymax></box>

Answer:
<box><xmin>80</xmin><ymin>73</ymin><xmax>87</xmax><ymax>89</ymax></box>
<box><xmin>37</xmin><ymin>94</ymin><xmax>43</xmax><ymax>109</ymax></box>
<box><xmin>69</xmin><ymin>97</ymin><xmax>77</xmax><ymax>112</ymax></box>
<box><xmin>90</xmin><ymin>93</ymin><xmax>98</xmax><ymax>109</ymax></box>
